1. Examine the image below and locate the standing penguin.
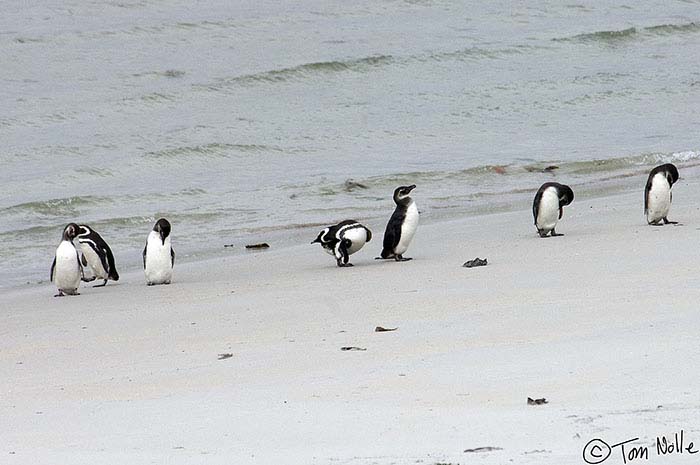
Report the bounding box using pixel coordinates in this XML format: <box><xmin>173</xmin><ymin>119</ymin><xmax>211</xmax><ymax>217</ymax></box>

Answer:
<box><xmin>533</xmin><ymin>182</ymin><xmax>574</xmax><ymax>237</ymax></box>
<box><xmin>645</xmin><ymin>163</ymin><xmax>679</xmax><ymax>225</ymax></box>
<box><xmin>379</xmin><ymin>184</ymin><xmax>419</xmax><ymax>261</ymax></box>
<box><xmin>143</xmin><ymin>218</ymin><xmax>174</xmax><ymax>285</ymax></box>
<box><xmin>312</xmin><ymin>220</ymin><xmax>372</xmax><ymax>267</ymax></box>
<box><xmin>50</xmin><ymin>223</ymin><xmax>83</xmax><ymax>297</ymax></box>
<box><xmin>77</xmin><ymin>225</ymin><xmax>119</xmax><ymax>287</ymax></box>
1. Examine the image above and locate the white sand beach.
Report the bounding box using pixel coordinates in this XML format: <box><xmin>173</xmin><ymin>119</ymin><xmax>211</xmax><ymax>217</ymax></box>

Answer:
<box><xmin>3</xmin><ymin>178</ymin><xmax>700</xmax><ymax>465</ymax></box>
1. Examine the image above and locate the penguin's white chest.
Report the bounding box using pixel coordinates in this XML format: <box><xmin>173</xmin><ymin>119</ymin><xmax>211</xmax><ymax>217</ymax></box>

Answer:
<box><xmin>342</xmin><ymin>227</ymin><xmax>369</xmax><ymax>255</ymax></box>
<box><xmin>79</xmin><ymin>242</ymin><xmax>107</xmax><ymax>278</ymax></box>
<box><xmin>54</xmin><ymin>241</ymin><xmax>81</xmax><ymax>292</ymax></box>
<box><xmin>145</xmin><ymin>233</ymin><xmax>173</xmax><ymax>284</ymax></box>
<box><xmin>536</xmin><ymin>188</ymin><xmax>560</xmax><ymax>232</ymax></box>
<box><xmin>647</xmin><ymin>173</ymin><xmax>671</xmax><ymax>223</ymax></box>
<box><xmin>396</xmin><ymin>202</ymin><xmax>419</xmax><ymax>255</ymax></box>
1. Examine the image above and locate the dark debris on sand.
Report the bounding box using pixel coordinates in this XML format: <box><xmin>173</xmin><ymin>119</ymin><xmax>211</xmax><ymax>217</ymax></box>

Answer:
<box><xmin>375</xmin><ymin>326</ymin><xmax>397</xmax><ymax>332</ymax></box>
<box><xmin>463</xmin><ymin>258</ymin><xmax>488</xmax><ymax>268</ymax></box>
<box><xmin>245</xmin><ymin>243</ymin><xmax>270</xmax><ymax>250</ymax></box>
<box><xmin>464</xmin><ymin>446</ymin><xmax>503</xmax><ymax>453</ymax></box>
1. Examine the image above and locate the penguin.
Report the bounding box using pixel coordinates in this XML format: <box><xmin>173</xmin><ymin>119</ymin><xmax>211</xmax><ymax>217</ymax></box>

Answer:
<box><xmin>379</xmin><ymin>184</ymin><xmax>419</xmax><ymax>261</ymax></box>
<box><xmin>77</xmin><ymin>224</ymin><xmax>119</xmax><ymax>287</ymax></box>
<box><xmin>312</xmin><ymin>220</ymin><xmax>372</xmax><ymax>267</ymax></box>
<box><xmin>50</xmin><ymin>223</ymin><xmax>83</xmax><ymax>297</ymax></box>
<box><xmin>645</xmin><ymin>163</ymin><xmax>679</xmax><ymax>225</ymax></box>
<box><xmin>532</xmin><ymin>182</ymin><xmax>574</xmax><ymax>237</ymax></box>
<box><xmin>143</xmin><ymin>218</ymin><xmax>175</xmax><ymax>285</ymax></box>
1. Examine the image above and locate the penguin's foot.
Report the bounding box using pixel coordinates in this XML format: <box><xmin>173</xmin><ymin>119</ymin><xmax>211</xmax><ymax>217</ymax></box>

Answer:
<box><xmin>54</xmin><ymin>291</ymin><xmax>65</xmax><ymax>297</ymax></box>
<box><xmin>537</xmin><ymin>230</ymin><xmax>549</xmax><ymax>238</ymax></box>
<box><xmin>93</xmin><ymin>279</ymin><xmax>108</xmax><ymax>288</ymax></box>
<box><xmin>375</xmin><ymin>255</ymin><xmax>393</xmax><ymax>260</ymax></box>
<box><xmin>649</xmin><ymin>222</ymin><xmax>664</xmax><ymax>226</ymax></box>
<box><xmin>550</xmin><ymin>230</ymin><xmax>564</xmax><ymax>237</ymax></box>
<box><xmin>81</xmin><ymin>276</ymin><xmax>96</xmax><ymax>283</ymax></box>
<box><xmin>147</xmin><ymin>282</ymin><xmax>154</xmax><ymax>286</ymax></box>
<box><xmin>395</xmin><ymin>255</ymin><xmax>413</xmax><ymax>262</ymax></box>
<box><xmin>663</xmin><ymin>218</ymin><xmax>678</xmax><ymax>225</ymax></box>
<box><xmin>337</xmin><ymin>262</ymin><xmax>354</xmax><ymax>267</ymax></box>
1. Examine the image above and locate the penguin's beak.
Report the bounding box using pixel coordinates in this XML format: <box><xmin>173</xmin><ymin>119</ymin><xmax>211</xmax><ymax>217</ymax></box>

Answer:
<box><xmin>159</xmin><ymin>229</ymin><xmax>167</xmax><ymax>245</ymax></box>
<box><xmin>407</xmin><ymin>184</ymin><xmax>417</xmax><ymax>192</ymax></box>
<box><xmin>311</xmin><ymin>238</ymin><xmax>320</xmax><ymax>244</ymax></box>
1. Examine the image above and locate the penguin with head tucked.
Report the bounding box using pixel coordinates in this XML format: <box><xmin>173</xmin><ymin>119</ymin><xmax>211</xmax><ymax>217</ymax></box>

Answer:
<box><xmin>532</xmin><ymin>182</ymin><xmax>574</xmax><ymax>237</ymax></box>
<box><xmin>645</xmin><ymin>163</ymin><xmax>679</xmax><ymax>225</ymax></box>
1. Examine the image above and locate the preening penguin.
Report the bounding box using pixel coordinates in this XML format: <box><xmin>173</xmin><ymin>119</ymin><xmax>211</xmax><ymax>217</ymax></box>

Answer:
<box><xmin>143</xmin><ymin>218</ymin><xmax>174</xmax><ymax>285</ymax></box>
<box><xmin>50</xmin><ymin>223</ymin><xmax>83</xmax><ymax>297</ymax></box>
<box><xmin>533</xmin><ymin>182</ymin><xmax>574</xmax><ymax>237</ymax></box>
<box><xmin>379</xmin><ymin>184</ymin><xmax>419</xmax><ymax>261</ymax></box>
<box><xmin>77</xmin><ymin>224</ymin><xmax>119</xmax><ymax>287</ymax></box>
<box><xmin>645</xmin><ymin>163</ymin><xmax>679</xmax><ymax>225</ymax></box>
<box><xmin>312</xmin><ymin>220</ymin><xmax>372</xmax><ymax>267</ymax></box>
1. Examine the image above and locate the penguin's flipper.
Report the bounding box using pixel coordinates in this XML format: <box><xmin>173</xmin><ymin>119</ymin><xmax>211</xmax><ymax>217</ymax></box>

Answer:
<box><xmin>95</xmin><ymin>246</ymin><xmax>110</xmax><ymax>278</ymax></box>
<box><xmin>558</xmin><ymin>207</ymin><xmax>563</xmax><ymax>220</ymax></box>
<box><xmin>75</xmin><ymin>249</ymin><xmax>84</xmax><ymax>279</ymax></box>
<box><xmin>50</xmin><ymin>257</ymin><xmax>56</xmax><ymax>282</ymax></box>
<box><xmin>365</xmin><ymin>227</ymin><xmax>372</xmax><ymax>243</ymax></box>
<box><xmin>142</xmin><ymin>243</ymin><xmax>147</xmax><ymax>269</ymax></box>
<box><xmin>382</xmin><ymin>211</ymin><xmax>404</xmax><ymax>258</ymax></box>
<box><xmin>532</xmin><ymin>187</ymin><xmax>544</xmax><ymax>225</ymax></box>
<box><xmin>644</xmin><ymin>173</ymin><xmax>653</xmax><ymax>215</ymax></box>
<box><xmin>106</xmin><ymin>246</ymin><xmax>119</xmax><ymax>281</ymax></box>
<box><xmin>339</xmin><ymin>239</ymin><xmax>352</xmax><ymax>266</ymax></box>
<box><xmin>170</xmin><ymin>248</ymin><xmax>175</xmax><ymax>267</ymax></box>
<box><xmin>81</xmin><ymin>253</ymin><xmax>88</xmax><ymax>266</ymax></box>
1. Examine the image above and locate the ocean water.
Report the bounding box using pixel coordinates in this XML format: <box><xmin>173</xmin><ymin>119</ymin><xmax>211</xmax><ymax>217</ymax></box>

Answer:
<box><xmin>1</xmin><ymin>0</ymin><xmax>699</xmax><ymax>289</ymax></box>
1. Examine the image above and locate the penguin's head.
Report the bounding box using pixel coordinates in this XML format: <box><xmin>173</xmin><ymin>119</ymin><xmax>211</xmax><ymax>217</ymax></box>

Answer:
<box><xmin>557</xmin><ymin>184</ymin><xmax>574</xmax><ymax>207</ymax></box>
<box><xmin>311</xmin><ymin>228</ymin><xmax>329</xmax><ymax>245</ymax></box>
<box><xmin>663</xmin><ymin>163</ymin><xmax>679</xmax><ymax>185</ymax></box>
<box><xmin>393</xmin><ymin>184</ymin><xmax>416</xmax><ymax>205</ymax></box>
<box><xmin>77</xmin><ymin>224</ymin><xmax>93</xmax><ymax>240</ymax></box>
<box><xmin>153</xmin><ymin>218</ymin><xmax>172</xmax><ymax>245</ymax></box>
<box><xmin>62</xmin><ymin>223</ymin><xmax>80</xmax><ymax>241</ymax></box>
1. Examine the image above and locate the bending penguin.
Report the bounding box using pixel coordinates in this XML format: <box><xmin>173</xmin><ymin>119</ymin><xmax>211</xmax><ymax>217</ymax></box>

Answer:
<box><xmin>50</xmin><ymin>223</ymin><xmax>83</xmax><ymax>297</ymax></box>
<box><xmin>379</xmin><ymin>184</ymin><xmax>419</xmax><ymax>261</ymax></box>
<box><xmin>645</xmin><ymin>163</ymin><xmax>679</xmax><ymax>225</ymax></box>
<box><xmin>533</xmin><ymin>182</ymin><xmax>574</xmax><ymax>237</ymax></box>
<box><xmin>312</xmin><ymin>220</ymin><xmax>372</xmax><ymax>267</ymax></box>
<box><xmin>77</xmin><ymin>224</ymin><xmax>119</xmax><ymax>287</ymax></box>
<box><xmin>143</xmin><ymin>218</ymin><xmax>174</xmax><ymax>285</ymax></box>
